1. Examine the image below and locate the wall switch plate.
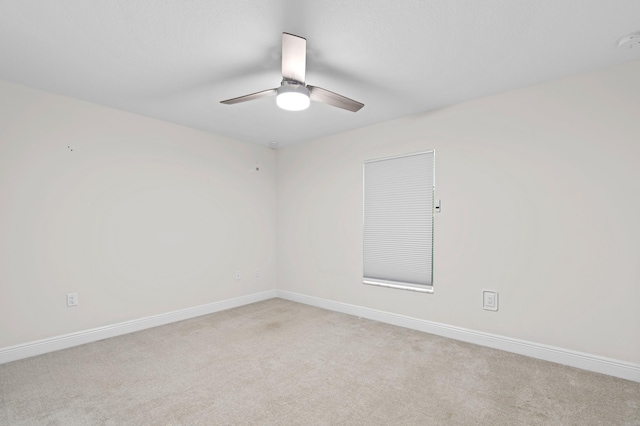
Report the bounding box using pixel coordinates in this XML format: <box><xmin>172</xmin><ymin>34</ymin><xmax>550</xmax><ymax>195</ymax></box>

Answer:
<box><xmin>235</xmin><ymin>271</ymin><xmax>241</xmax><ymax>280</ymax></box>
<box><xmin>254</xmin><ymin>268</ymin><xmax>260</xmax><ymax>277</ymax></box>
<box><xmin>67</xmin><ymin>293</ymin><xmax>78</xmax><ymax>307</ymax></box>
<box><xmin>483</xmin><ymin>290</ymin><xmax>498</xmax><ymax>311</ymax></box>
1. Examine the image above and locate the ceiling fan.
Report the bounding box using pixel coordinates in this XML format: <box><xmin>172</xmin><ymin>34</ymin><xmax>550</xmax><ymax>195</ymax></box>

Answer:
<box><xmin>220</xmin><ymin>33</ymin><xmax>364</xmax><ymax>112</ymax></box>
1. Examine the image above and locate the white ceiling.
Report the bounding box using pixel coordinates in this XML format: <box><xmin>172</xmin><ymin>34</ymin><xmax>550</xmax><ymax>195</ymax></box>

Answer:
<box><xmin>1</xmin><ymin>1</ymin><xmax>639</xmax><ymax>148</ymax></box>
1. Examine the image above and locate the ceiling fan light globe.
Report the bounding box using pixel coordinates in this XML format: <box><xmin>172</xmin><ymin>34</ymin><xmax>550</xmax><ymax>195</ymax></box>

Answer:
<box><xmin>276</xmin><ymin>83</ymin><xmax>310</xmax><ymax>111</ymax></box>
<box><xmin>276</xmin><ymin>92</ymin><xmax>310</xmax><ymax>111</ymax></box>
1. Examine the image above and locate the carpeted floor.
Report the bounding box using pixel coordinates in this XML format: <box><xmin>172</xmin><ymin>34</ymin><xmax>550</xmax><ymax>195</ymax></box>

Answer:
<box><xmin>1</xmin><ymin>298</ymin><xmax>639</xmax><ymax>425</ymax></box>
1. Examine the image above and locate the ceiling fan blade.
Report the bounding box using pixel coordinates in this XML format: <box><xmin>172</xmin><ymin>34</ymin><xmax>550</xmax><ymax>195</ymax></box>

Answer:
<box><xmin>220</xmin><ymin>88</ymin><xmax>277</xmax><ymax>105</ymax></box>
<box><xmin>282</xmin><ymin>33</ymin><xmax>306</xmax><ymax>83</ymax></box>
<box><xmin>308</xmin><ymin>86</ymin><xmax>364</xmax><ymax>112</ymax></box>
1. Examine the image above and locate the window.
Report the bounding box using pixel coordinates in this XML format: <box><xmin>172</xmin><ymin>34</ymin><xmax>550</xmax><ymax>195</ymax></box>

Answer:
<box><xmin>363</xmin><ymin>150</ymin><xmax>435</xmax><ymax>293</ymax></box>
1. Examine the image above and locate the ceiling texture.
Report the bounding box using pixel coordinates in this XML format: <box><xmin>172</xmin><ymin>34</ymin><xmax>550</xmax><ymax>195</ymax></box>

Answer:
<box><xmin>1</xmin><ymin>1</ymin><xmax>639</xmax><ymax>148</ymax></box>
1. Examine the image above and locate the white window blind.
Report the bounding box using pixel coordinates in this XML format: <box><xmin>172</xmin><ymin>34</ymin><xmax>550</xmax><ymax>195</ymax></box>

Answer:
<box><xmin>363</xmin><ymin>150</ymin><xmax>435</xmax><ymax>293</ymax></box>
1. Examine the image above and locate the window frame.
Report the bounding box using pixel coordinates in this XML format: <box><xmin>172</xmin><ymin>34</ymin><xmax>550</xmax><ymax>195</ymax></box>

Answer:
<box><xmin>362</xmin><ymin>150</ymin><xmax>435</xmax><ymax>293</ymax></box>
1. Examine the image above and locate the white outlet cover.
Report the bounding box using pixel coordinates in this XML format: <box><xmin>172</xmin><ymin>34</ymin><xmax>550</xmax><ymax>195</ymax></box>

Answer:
<box><xmin>67</xmin><ymin>293</ymin><xmax>78</xmax><ymax>307</ymax></box>
<box><xmin>483</xmin><ymin>290</ymin><xmax>498</xmax><ymax>311</ymax></box>
<box><xmin>235</xmin><ymin>271</ymin><xmax>241</xmax><ymax>280</ymax></box>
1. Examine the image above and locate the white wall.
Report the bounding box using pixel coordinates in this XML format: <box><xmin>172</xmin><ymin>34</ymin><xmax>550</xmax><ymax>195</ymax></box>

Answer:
<box><xmin>0</xmin><ymin>80</ymin><xmax>277</xmax><ymax>348</ymax></box>
<box><xmin>3</xmin><ymin>60</ymin><xmax>639</xmax><ymax>366</ymax></box>
<box><xmin>277</xmin><ymin>60</ymin><xmax>640</xmax><ymax>364</ymax></box>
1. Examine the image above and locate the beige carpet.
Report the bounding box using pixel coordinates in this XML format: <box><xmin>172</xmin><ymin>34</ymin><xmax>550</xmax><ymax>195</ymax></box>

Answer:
<box><xmin>1</xmin><ymin>298</ymin><xmax>639</xmax><ymax>425</ymax></box>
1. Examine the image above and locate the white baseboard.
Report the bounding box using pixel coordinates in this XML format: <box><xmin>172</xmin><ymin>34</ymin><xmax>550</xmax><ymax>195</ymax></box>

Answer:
<box><xmin>276</xmin><ymin>290</ymin><xmax>640</xmax><ymax>383</ymax></box>
<box><xmin>0</xmin><ymin>290</ymin><xmax>277</xmax><ymax>365</ymax></box>
<box><xmin>3</xmin><ymin>289</ymin><xmax>638</xmax><ymax>383</ymax></box>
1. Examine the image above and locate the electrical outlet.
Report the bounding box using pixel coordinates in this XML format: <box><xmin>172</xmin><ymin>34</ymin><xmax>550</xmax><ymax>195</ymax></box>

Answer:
<box><xmin>235</xmin><ymin>271</ymin><xmax>241</xmax><ymax>280</ymax></box>
<box><xmin>67</xmin><ymin>293</ymin><xmax>78</xmax><ymax>307</ymax></box>
<box><xmin>254</xmin><ymin>268</ymin><xmax>260</xmax><ymax>277</ymax></box>
<box><xmin>483</xmin><ymin>290</ymin><xmax>498</xmax><ymax>311</ymax></box>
